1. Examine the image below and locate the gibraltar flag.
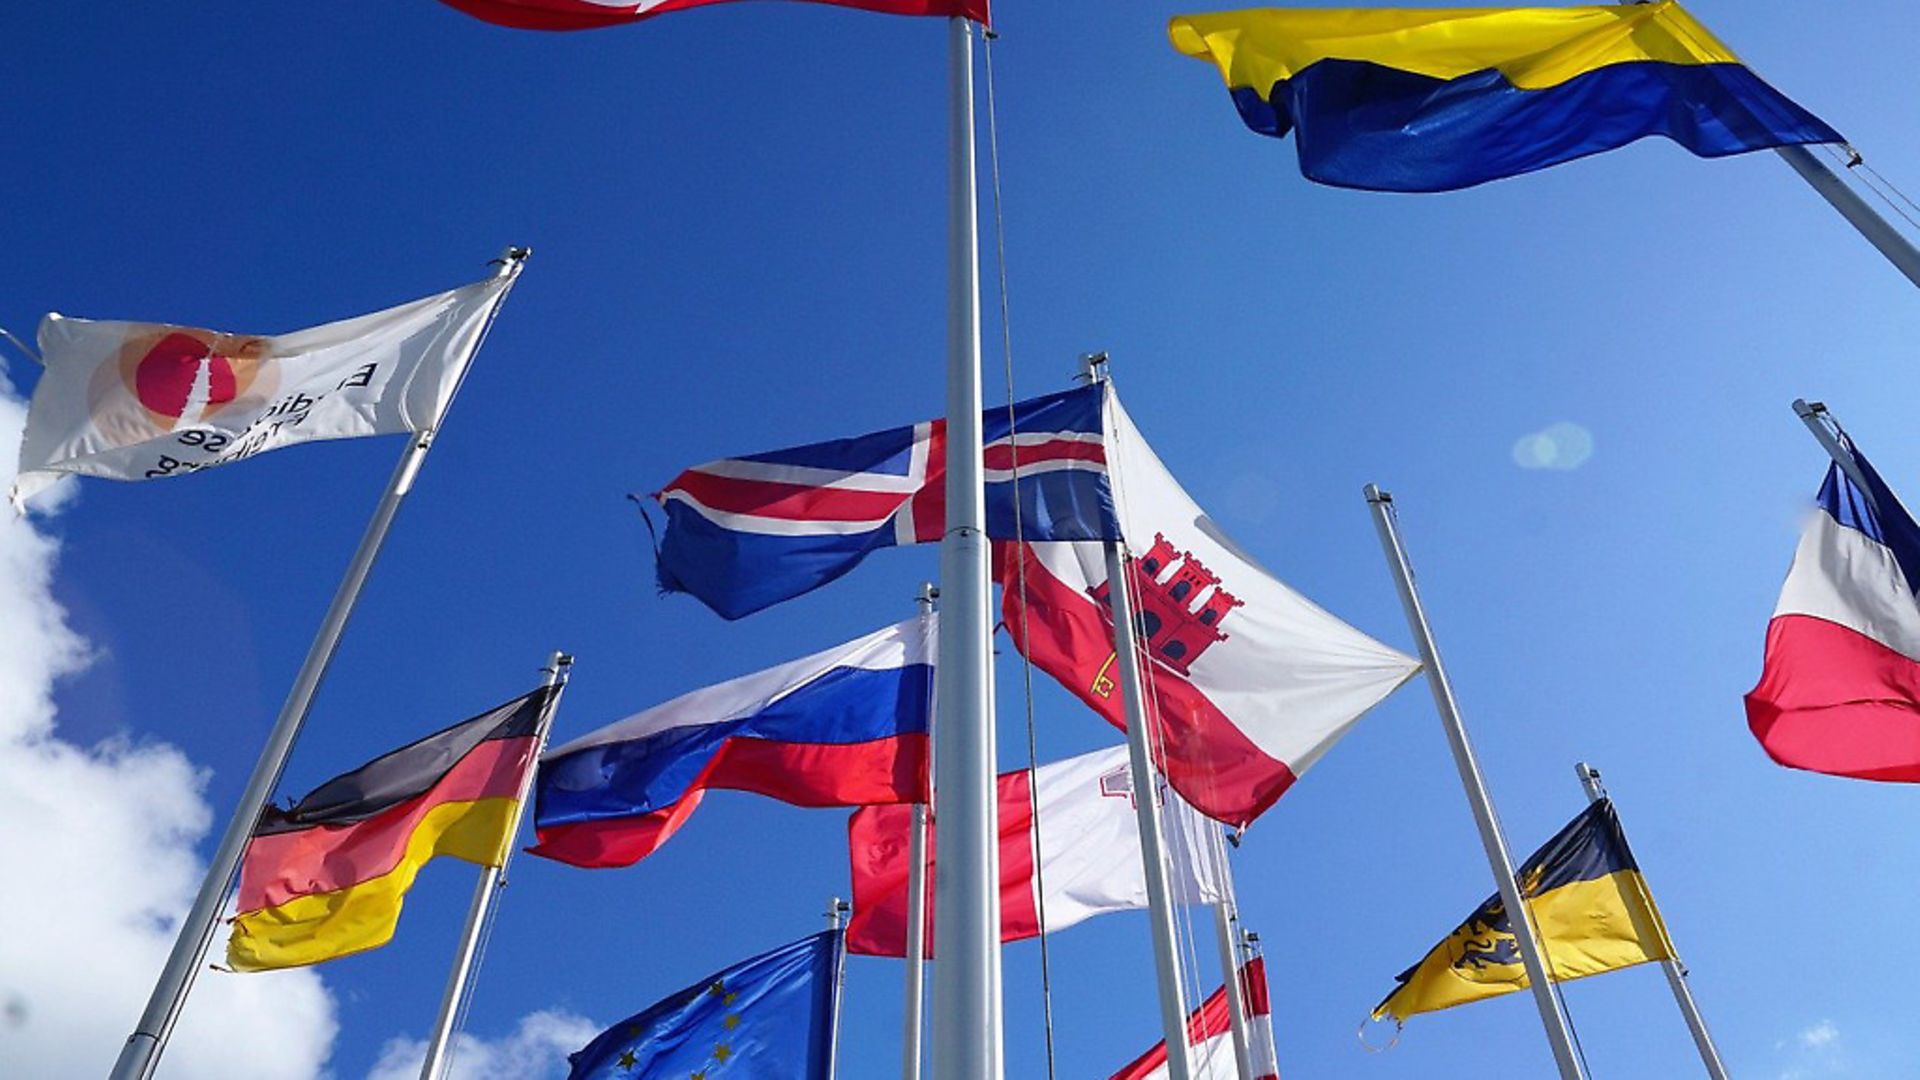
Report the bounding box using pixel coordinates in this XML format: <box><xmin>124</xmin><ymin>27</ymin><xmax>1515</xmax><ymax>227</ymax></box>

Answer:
<box><xmin>1109</xmin><ymin>957</ymin><xmax>1278</xmax><ymax>1080</ymax></box>
<box><xmin>436</xmin><ymin>0</ymin><xmax>988</xmax><ymax>32</ymax></box>
<box><xmin>1001</xmin><ymin>385</ymin><xmax>1420</xmax><ymax>827</ymax></box>
<box><xmin>846</xmin><ymin>745</ymin><xmax>1221</xmax><ymax>957</ymax></box>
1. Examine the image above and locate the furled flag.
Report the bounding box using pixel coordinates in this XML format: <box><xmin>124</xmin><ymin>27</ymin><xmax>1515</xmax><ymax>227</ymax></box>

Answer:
<box><xmin>845</xmin><ymin>745</ymin><xmax>1222</xmax><ymax>957</ymax></box>
<box><xmin>1373</xmin><ymin>799</ymin><xmax>1674</xmax><ymax>1024</ymax></box>
<box><xmin>227</xmin><ymin>688</ymin><xmax>551</xmax><ymax>971</ymax></box>
<box><xmin>531</xmin><ymin>617</ymin><xmax>932</xmax><ymax>868</ymax></box>
<box><xmin>566</xmin><ymin>930</ymin><xmax>842</xmax><ymax>1080</ymax></box>
<box><xmin>11</xmin><ymin>270</ymin><xmax>513</xmax><ymax>509</ymax></box>
<box><xmin>1168</xmin><ymin>2</ymin><xmax>1842</xmax><ymax>193</ymax></box>
<box><xmin>654</xmin><ymin>383</ymin><xmax>1117</xmax><ymax>619</ymax></box>
<box><xmin>437</xmin><ymin>0</ymin><xmax>986</xmax><ymax>33</ymax></box>
<box><xmin>999</xmin><ymin>382</ymin><xmax>1419</xmax><ymax>827</ymax></box>
<box><xmin>1747</xmin><ymin>435</ymin><xmax>1920</xmax><ymax>780</ymax></box>
<box><xmin>1109</xmin><ymin>957</ymin><xmax>1278</xmax><ymax>1080</ymax></box>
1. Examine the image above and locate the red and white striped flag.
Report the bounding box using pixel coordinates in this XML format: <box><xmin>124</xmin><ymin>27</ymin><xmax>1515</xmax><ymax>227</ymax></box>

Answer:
<box><xmin>1109</xmin><ymin>957</ymin><xmax>1279</xmax><ymax>1080</ymax></box>
<box><xmin>845</xmin><ymin>745</ymin><xmax>1220</xmax><ymax>957</ymax></box>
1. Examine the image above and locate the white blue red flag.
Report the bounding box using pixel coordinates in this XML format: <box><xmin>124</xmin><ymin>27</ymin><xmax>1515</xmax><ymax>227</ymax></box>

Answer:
<box><xmin>530</xmin><ymin>617</ymin><xmax>932</xmax><ymax>868</ymax></box>
<box><xmin>653</xmin><ymin>384</ymin><xmax>1117</xmax><ymax>620</ymax></box>
<box><xmin>436</xmin><ymin>0</ymin><xmax>988</xmax><ymax>32</ymax></box>
<box><xmin>1748</xmin><ymin>436</ymin><xmax>1920</xmax><ymax>781</ymax></box>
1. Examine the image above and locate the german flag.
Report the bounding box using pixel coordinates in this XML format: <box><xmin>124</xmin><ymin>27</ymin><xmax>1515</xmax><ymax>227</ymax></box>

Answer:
<box><xmin>227</xmin><ymin>688</ymin><xmax>552</xmax><ymax>972</ymax></box>
<box><xmin>1374</xmin><ymin>799</ymin><xmax>1674</xmax><ymax>1023</ymax></box>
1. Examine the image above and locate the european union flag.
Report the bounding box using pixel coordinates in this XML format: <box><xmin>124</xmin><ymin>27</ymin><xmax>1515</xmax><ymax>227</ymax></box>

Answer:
<box><xmin>568</xmin><ymin>931</ymin><xmax>842</xmax><ymax>1080</ymax></box>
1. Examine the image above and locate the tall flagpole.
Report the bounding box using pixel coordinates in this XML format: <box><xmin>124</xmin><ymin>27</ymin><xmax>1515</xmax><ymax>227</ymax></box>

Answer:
<box><xmin>1775</xmin><ymin>146</ymin><xmax>1920</xmax><ymax>291</ymax></box>
<box><xmin>931</xmin><ymin>13</ymin><xmax>1002</xmax><ymax>1080</ymax></box>
<box><xmin>109</xmin><ymin>248</ymin><xmax>529</xmax><ymax>1080</ymax></box>
<box><xmin>1102</xmin><ymin>537</ymin><xmax>1195</xmax><ymax>1080</ymax></box>
<box><xmin>903</xmin><ymin>584</ymin><xmax>937</xmax><ymax>1080</ymax></box>
<box><xmin>1363</xmin><ymin>485</ymin><xmax>1587</xmax><ymax>1080</ymax></box>
<box><xmin>418</xmin><ymin>651</ymin><xmax>572</xmax><ymax>1080</ymax></box>
<box><xmin>1208</xmin><ymin>832</ymin><xmax>1255</xmax><ymax>1080</ymax></box>
<box><xmin>1573</xmin><ymin>764</ymin><xmax>1730</xmax><ymax>1080</ymax></box>
<box><xmin>827</xmin><ymin>896</ymin><xmax>852</xmax><ymax>1080</ymax></box>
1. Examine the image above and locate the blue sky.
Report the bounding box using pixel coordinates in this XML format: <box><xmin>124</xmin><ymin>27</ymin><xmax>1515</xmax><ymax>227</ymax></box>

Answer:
<box><xmin>5</xmin><ymin>1</ymin><xmax>1920</xmax><ymax>1077</ymax></box>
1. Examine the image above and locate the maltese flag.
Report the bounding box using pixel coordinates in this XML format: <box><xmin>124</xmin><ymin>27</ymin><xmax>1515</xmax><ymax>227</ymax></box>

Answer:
<box><xmin>1001</xmin><ymin>383</ymin><xmax>1420</xmax><ymax>827</ymax></box>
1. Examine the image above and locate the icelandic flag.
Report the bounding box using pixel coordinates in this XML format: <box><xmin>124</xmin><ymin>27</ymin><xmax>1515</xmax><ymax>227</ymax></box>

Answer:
<box><xmin>1748</xmin><ymin>436</ymin><xmax>1920</xmax><ymax>780</ymax></box>
<box><xmin>653</xmin><ymin>384</ymin><xmax>1118</xmax><ymax>619</ymax></box>
<box><xmin>566</xmin><ymin>930</ymin><xmax>841</xmax><ymax>1080</ymax></box>
<box><xmin>530</xmin><ymin>617</ymin><xmax>933</xmax><ymax>868</ymax></box>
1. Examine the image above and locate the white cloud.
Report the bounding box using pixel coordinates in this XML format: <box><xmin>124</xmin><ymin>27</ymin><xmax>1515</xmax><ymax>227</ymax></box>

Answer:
<box><xmin>1512</xmin><ymin>421</ymin><xmax>1595</xmax><ymax>471</ymax></box>
<box><xmin>0</xmin><ymin>369</ymin><xmax>337</xmax><ymax>1078</ymax></box>
<box><xmin>365</xmin><ymin>1009</ymin><xmax>600</xmax><ymax>1080</ymax></box>
<box><xmin>1800</xmin><ymin>1019</ymin><xmax>1839</xmax><ymax>1050</ymax></box>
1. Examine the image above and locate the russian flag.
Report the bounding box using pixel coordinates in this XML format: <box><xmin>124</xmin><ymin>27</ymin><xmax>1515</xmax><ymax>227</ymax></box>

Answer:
<box><xmin>653</xmin><ymin>384</ymin><xmax>1117</xmax><ymax>620</ymax></box>
<box><xmin>530</xmin><ymin>618</ymin><xmax>933</xmax><ymax>868</ymax></box>
<box><xmin>1748</xmin><ymin>437</ymin><xmax>1920</xmax><ymax>781</ymax></box>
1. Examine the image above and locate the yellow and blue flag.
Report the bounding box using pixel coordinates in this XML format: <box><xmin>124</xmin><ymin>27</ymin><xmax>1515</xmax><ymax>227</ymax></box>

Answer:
<box><xmin>1374</xmin><ymin>799</ymin><xmax>1673</xmax><ymax>1024</ymax></box>
<box><xmin>568</xmin><ymin>931</ymin><xmax>841</xmax><ymax>1080</ymax></box>
<box><xmin>1169</xmin><ymin>2</ymin><xmax>1841</xmax><ymax>192</ymax></box>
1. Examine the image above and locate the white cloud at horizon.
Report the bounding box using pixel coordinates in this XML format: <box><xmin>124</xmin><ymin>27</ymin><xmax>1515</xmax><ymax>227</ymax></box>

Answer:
<box><xmin>364</xmin><ymin>1009</ymin><xmax>599</xmax><ymax>1080</ymax></box>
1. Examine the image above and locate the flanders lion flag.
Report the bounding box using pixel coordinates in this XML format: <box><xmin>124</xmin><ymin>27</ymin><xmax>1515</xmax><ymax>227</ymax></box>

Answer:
<box><xmin>227</xmin><ymin>688</ymin><xmax>551</xmax><ymax>972</ymax></box>
<box><xmin>1375</xmin><ymin>799</ymin><xmax>1673</xmax><ymax>1023</ymax></box>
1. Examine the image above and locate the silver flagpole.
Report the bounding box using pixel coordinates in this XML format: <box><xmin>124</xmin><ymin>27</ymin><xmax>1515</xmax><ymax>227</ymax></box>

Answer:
<box><xmin>1775</xmin><ymin>146</ymin><xmax>1920</xmax><ymax>290</ymax></box>
<box><xmin>1102</xmin><ymin>538</ymin><xmax>1195</xmax><ymax>1080</ymax></box>
<box><xmin>903</xmin><ymin>583</ymin><xmax>938</xmax><ymax>1080</ymax></box>
<box><xmin>418</xmin><ymin>651</ymin><xmax>573</xmax><ymax>1080</ymax></box>
<box><xmin>931</xmin><ymin>13</ymin><xmax>1002</xmax><ymax>1080</ymax></box>
<box><xmin>1792</xmin><ymin>399</ymin><xmax>1872</xmax><ymax>491</ymax></box>
<box><xmin>109</xmin><ymin>248</ymin><xmax>529</xmax><ymax>1080</ymax></box>
<box><xmin>1363</xmin><ymin>485</ymin><xmax>1587</xmax><ymax>1080</ymax></box>
<box><xmin>1573</xmin><ymin>764</ymin><xmax>1730</xmax><ymax>1080</ymax></box>
<box><xmin>828</xmin><ymin>897</ymin><xmax>852</xmax><ymax>1080</ymax></box>
<box><xmin>1208</xmin><ymin>831</ymin><xmax>1254</xmax><ymax>1080</ymax></box>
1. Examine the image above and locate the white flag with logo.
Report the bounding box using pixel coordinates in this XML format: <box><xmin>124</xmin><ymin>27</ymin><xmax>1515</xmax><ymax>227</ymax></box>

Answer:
<box><xmin>11</xmin><ymin>272</ymin><xmax>511</xmax><ymax>508</ymax></box>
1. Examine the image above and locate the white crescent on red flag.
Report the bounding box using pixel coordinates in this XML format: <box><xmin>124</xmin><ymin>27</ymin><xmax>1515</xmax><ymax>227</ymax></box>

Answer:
<box><xmin>1001</xmin><ymin>385</ymin><xmax>1420</xmax><ymax>827</ymax></box>
<box><xmin>436</xmin><ymin>0</ymin><xmax>988</xmax><ymax>31</ymax></box>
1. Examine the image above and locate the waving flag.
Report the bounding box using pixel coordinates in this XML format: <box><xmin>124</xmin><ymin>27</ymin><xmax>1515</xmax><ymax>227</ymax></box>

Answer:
<box><xmin>12</xmin><ymin>272</ymin><xmax>511</xmax><ymax>509</ymax></box>
<box><xmin>439</xmin><ymin>0</ymin><xmax>987</xmax><ymax>31</ymax></box>
<box><xmin>655</xmin><ymin>384</ymin><xmax>1116</xmax><ymax>619</ymax></box>
<box><xmin>1110</xmin><ymin>958</ymin><xmax>1277</xmax><ymax>1080</ymax></box>
<box><xmin>227</xmin><ymin>688</ymin><xmax>550</xmax><ymax>971</ymax></box>
<box><xmin>566</xmin><ymin>931</ymin><xmax>841</xmax><ymax>1080</ymax></box>
<box><xmin>1373</xmin><ymin>799</ymin><xmax>1673</xmax><ymax>1023</ymax></box>
<box><xmin>1169</xmin><ymin>3</ymin><xmax>1841</xmax><ymax>192</ymax></box>
<box><xmin>846</xmin><ymin>745</ymin><xmax>1221</xmax><ymax>957</ymax></box>
<box><xmin>1000</xmin><ymin>384</ymin><xmax>1419</xmax><ymax>827</ymax></box>
<box><xmin>1748</xmin><ymin>437</ymin><xmax>1920</xmax><ymax>780</ymax></box>
<box><xmin>531</xmin><ymin>617</ymin><xmax>932</xmax><ymax>868</ymax></box>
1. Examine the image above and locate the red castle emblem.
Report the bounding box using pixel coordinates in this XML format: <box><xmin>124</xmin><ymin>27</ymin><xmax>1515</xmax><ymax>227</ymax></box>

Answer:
<box><xmin>1089</xmin><ymin>532</ymin><xmax>1243</xmax><ymax>679</ymax></box>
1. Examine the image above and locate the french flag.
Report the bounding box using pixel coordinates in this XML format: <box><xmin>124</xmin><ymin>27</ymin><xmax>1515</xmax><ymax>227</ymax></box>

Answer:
<box><xmin>1748</xmin><ymin>437</ymin><xmax>1920</xmax><ymax>781</ymax></box>
<box><xmin>1109</xmin><ymin>957</ymin><xmax>1279</xmax><ymax>1080</ymax></box>
<box><xmin>530</xmin><ymin>617</ymin><xmax>933</xmax><ymax>868</ymax></box>
<box><xmin>653</xmin><ymin>384</ymin><xmax>1117</xmax><ymax>620</ymax></box>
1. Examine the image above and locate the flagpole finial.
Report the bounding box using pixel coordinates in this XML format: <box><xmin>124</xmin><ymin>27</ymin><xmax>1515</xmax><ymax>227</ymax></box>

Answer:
<box><xmin>1077</xmin><ymin>351</ymin><xmax>1110</xmax><ymax>384</ymax></box>
<box><xmin>492</xmin><ymin>247</ymin><xmax>532</xmax><ymax>277</ymax></box>
<box><xmin>916</xmin><ymin>582</ymin><xmax>939</xmax><ymax>614</ymax></box>
<box><xmin>1363</xmin><ymin>483</ymin><xmax>1391</xmax><ymax>505</ymax></box>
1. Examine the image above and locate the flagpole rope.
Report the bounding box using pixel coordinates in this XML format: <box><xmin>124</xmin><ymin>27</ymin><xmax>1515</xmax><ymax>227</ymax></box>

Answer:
<box><xmin>1816</xmin><ymin>142</ymin><xmax>1920</xmax><ymax>232</ymax></box>
<box><xmin>982</xmin><ymin>28</ymin><xmax>1059</xmax><ymax>1080</ymax></box>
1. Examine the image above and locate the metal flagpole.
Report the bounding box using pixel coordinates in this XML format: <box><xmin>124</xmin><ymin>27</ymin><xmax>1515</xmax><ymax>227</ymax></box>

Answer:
<box><xmin>1775</xmin><ymin>146</ymin><xmax>1920</xmax><ymax>291</ymax></box>
<box><xmin>1208</xmin><ymin>831</ymin><xmax>1255</xmax><ymax>1080</ymax></box>
<box><xmin>1573</xmin><ymin>764</ymin><xmax>1730</xmax><ymax>1080</ymax></box>
<box><xmin>1792</xmin><ymin>399</ymin><xmax>1872</xmax><ymax>491</ymax></box>
<box><xmin>903</xmin><ymin>582</ymin><xmax>938</xmax><ymax>1080</ymax></box>
<box><xmin>1103</xmin><ymin>540</ymin><xmax>1195</xmax><ymax>1080</ymax></box>
<box><xmin>931</xmin><ymin>13</ymin><xmax>1002</xmax><ymax>1080</ymax></box>
<box><xmin>827</xmin><ymin>897</ymin><xmax>853</xmax><ymax>1080</ymax></box>
<box><xmin>1363</xmin><ymin>485</ymin><xmax>1587</xmax><ymax>1080</ymax></box>
<box><xmin>418</xmin><ymin>651</ymin><xmax>573</xmax><ymax>1080</ymax></box>
<box><xmin>109</xmin><ymin>248</ymin><xmax>529</xmax><ymax>1080</ymax></box>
